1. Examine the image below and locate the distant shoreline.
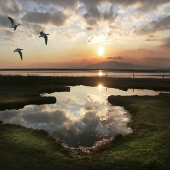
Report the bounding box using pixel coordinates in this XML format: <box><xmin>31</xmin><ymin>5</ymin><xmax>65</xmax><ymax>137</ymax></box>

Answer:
<box><xmin>0</xmin><ymin>68</ymin><xmax>170</xmax><ymax>73</ymax></box>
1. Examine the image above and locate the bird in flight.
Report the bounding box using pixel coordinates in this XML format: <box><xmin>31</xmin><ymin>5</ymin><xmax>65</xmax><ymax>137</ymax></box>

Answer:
<box><xmin>14</xmin><ymin>48</ymin><xmax>23</xmax><ymax>60</ymax></box>
<box><xmin>39</xmin><ymin>31</ymin><xmax>49</xmax><ymax>45</ymax></box>
<box><xmin>7</xmin><ymin>17</ymin><xmax>20</xmax><ymax>31</ymax></box>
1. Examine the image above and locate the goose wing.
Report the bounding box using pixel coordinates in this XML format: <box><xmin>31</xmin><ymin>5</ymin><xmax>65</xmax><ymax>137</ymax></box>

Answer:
<box><xmin>18</xmin><ymin>50</ymin><xmax>23</xmax><ymax>60</ymax></box>
<box><xmin>44</xmin><ymin>35</ymin><xmax>48</xmax><ymax>45</ymax></box>
<box><xmin>8</xmin><ymin>17</ymin><xmax>15</xmax><ymax>25</ymax></box>
<box><xmin>14</xmin><ymin>48</ymin><xmax>18</xmax><ymax>52</ymax></box>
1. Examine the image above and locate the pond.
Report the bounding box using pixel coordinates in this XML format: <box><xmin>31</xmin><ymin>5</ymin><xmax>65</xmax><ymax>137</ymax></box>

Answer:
<box><xmin>0</xmin><ymin>85</ymin><xmax>160</xmax><ymax>148</ymax></box>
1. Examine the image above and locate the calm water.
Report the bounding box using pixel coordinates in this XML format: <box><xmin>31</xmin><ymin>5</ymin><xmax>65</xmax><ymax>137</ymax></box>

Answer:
<box><xmin>0</xmin><ymin>85</ymin><xmax>161</xmax><ymax>148</ymax></box>
<box><xmin>0</xmin><ymin>70</ymin><xmax>170</xmax><ymax>78</ymax></box>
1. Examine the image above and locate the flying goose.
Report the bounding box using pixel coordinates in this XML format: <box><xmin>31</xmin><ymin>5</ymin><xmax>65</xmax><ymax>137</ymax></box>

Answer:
<box><xmin>7</xmin><ymin>17</ymin><xmax>20</xmax><ymax>31</ymax></box>
<box><xmin>14</xmin><ymin>48</ymin><xmax>23</xmax><ymax>60</ymax></box>
<box><xmin>39</xmin><ymin>31</ymin><xmax>49</xmax><ymax>45</ymax></box>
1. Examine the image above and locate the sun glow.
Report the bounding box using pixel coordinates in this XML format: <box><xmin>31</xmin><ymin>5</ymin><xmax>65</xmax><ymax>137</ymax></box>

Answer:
<box><xmin>97</xmin><ymin>46</ymin><xmax>105</xmax><ymax>56</ymax></box>
<box><xmin>98</xmin><ymin>84</ymin><xmax>103</xmax><ymax>91</ymax></box>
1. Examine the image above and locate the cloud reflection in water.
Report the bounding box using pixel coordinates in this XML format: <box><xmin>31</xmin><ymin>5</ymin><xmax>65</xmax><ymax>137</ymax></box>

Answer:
<box><xmin>0</xmin><ymin>86</ymin><xmax>132</xmax><ymax>148</ymax></box>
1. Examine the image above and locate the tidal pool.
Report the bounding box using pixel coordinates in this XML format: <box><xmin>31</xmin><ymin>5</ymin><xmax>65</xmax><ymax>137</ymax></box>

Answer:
<box><xmin>0</xmin><ymin>85</ymin><xmax>160</xmax><ymax>148</ymax></box>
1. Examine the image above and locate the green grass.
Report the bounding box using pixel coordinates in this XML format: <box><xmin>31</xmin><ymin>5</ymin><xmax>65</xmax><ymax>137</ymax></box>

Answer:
<box><xmin>0</xmin><ymin>95</ymin><xmax>170</xmax><ymax>169</ymax></box>
<box><xmin>0</xmin><ymin>124</ymin><xmax>73</xmax><ymax>170</ymax></box>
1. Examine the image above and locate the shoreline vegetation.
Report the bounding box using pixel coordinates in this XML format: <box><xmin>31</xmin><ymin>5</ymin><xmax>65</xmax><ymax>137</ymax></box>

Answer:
<box><xmin>0</xmin><ymin>75</ymin><xmax>170</xmax><ymax>169</ymax></box>
<box><xmin>0</xmin><ymin>75</ymin><xmax>170</xmax><ymax>111</ymax></box>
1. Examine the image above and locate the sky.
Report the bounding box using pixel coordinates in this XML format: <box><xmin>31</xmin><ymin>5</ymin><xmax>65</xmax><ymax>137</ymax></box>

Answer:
<box><xmin>0</xmin><ymin>0</ymin><xmax>170</xmax><ymax>68</ymax></box>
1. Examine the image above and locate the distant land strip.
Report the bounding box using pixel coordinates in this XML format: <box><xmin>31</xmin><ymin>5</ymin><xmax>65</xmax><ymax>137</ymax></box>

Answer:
<box><xmin>0</xmin><ymin>68</ymin><xmax>170</xmax><ymax>72</ymax></box>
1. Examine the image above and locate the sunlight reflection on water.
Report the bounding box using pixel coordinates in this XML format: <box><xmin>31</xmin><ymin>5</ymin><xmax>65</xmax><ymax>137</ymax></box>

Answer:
<box><xmin>0</xmin><ymin>85</ymin><xmax>160</xmax><ymax>148</ymax></box>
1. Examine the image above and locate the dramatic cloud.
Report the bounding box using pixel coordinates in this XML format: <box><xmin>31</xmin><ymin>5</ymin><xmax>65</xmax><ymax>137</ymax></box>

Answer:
<box><xmin>83</xmin><ymin>6</ymin><xmax>117</xmax><ymax>30</ymax></box>
<box><xmin>26</xmin><ymin>0</ymin><xmax>170</xmax><ymax>12</ymax></box>
<box><xmin>22</xmin><ymin>11</ymin><xmax>69</xmax><ymax>27</ymax></box>
<box><xmin>134</xmin><ymin>15</ymin><xmax>170</xmax><ymax>35</ymax></box>
<box><xmin>80</xmin><ymin>0</ymin><xmax>170</xmax><ymax>7</ymax></box>
<box><xmin>0</xmin><ymin>0</ymin><xmax>22</xmax><ymax>15</ymax></box>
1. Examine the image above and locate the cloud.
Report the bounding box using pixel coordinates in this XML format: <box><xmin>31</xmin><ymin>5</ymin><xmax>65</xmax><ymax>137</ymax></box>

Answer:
<box><xmin>61</xmin><ymin>98</ymin><xmax>78</xmax><ymax>105</ymax></box>
<box><xmin>0</xmin><ymin>14</ymin><xmax>10</xmax><ymax>27</ymax></box>
<box><xmin>0</xmin><ymin>0</ymin><xmax>22</xmax><ymax>15</ymax></box>
<box><xmin>145</xmin><ymin>38</ymin><xmax>158</xmax><ymax>41</ymax></box>
<box><xmin>160</xmin><ymin>37</ymin><xmax>170</xmax><ymax>49</ymax></box>
<box><xmin>134</xmin><ymin>15</ymin><xmax>170</xmax><ymax>35</ymax></box>
<box><xmin>23</xmin><ymin>23</ymin><xmax>45</xmax><ymax>35</ymax></box>
<box><xmin>23</xmin><ymin>109</ymin><xmax>70</xmax><ymax>125</ymax></box>
<box><xmin>132</xmin><ymin>12</ymin><xmax>148</xmax><ymax>21</ymax></box>
<box><xmin>84</xmin><ymin>106</ymin><xmax>96</xmax><ymax>111</ymax></box>
<box><xmin>0</xmin><ymin>110</ymin><xmax>20</xmax><ymax>122</ymax></box>
<box><xmin>87</xmin><ymin>32</ymin><xmax>115</xmax><ymax>44</ymax></box>
<box><xmin>106</xmin><ymin>56</ymin><xmax>123</xmax><ymax>60</ymax></box>
<box><xmin>25</xmin><ymin>0</ymin><xmax>170</xmax><ymax>9</ymax></box>
<box><xmin>86</xmin><ymin>93</ymin><xmax>107</xmax><ymax>105</ymax></box>
<box><xmin>148</xmin><ymin>35</ymin><xmax>157</xmax><ymax>38</ymax></box>
<box><xmin>22</xmin><ymin>11</ymin><xmax>69</xmax><ymax>27</ymax></box>
<box><xmin>2</xmin><ymin>30</ymin><xmax>16</xmax><ymax>42</ymax></box>
<box><xmin>144</xmin><ymin>35</ymin><xmax>159</xmax><ymax>41</ymax></box>
<box><xmin>62</xmin><ymin>31</ymin><xmax>86</xmax><ymax>41</ymax></box>
<box><xmin>0</xmin><ymin>30</ymin><xmax>20</xmax><ymax>46</ymax></box>
<box><xmin>83</xmin><ymin>5</ymin><xmax>117</xmax><ymax>30</ymax></box>
<box><xmin>25</xmin><ymin>0</ymin><xmax>78</xmax><ymax>8</ymax></box>
<box><xmin>60</xmin><ymin>97</ymin><xmax>84</xmax><ymax>106</ymax></box>
<box><xmin>80</xmin><ymin>0</ymin><xmax>170</xmax><ymax>7</ymax></box>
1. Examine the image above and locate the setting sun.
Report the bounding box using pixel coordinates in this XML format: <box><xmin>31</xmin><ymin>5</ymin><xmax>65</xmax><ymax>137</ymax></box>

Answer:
<box><xmin>97</xmin><ymin>47</ymin><xmax>105</xmax><ymax>56</ymax></box>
